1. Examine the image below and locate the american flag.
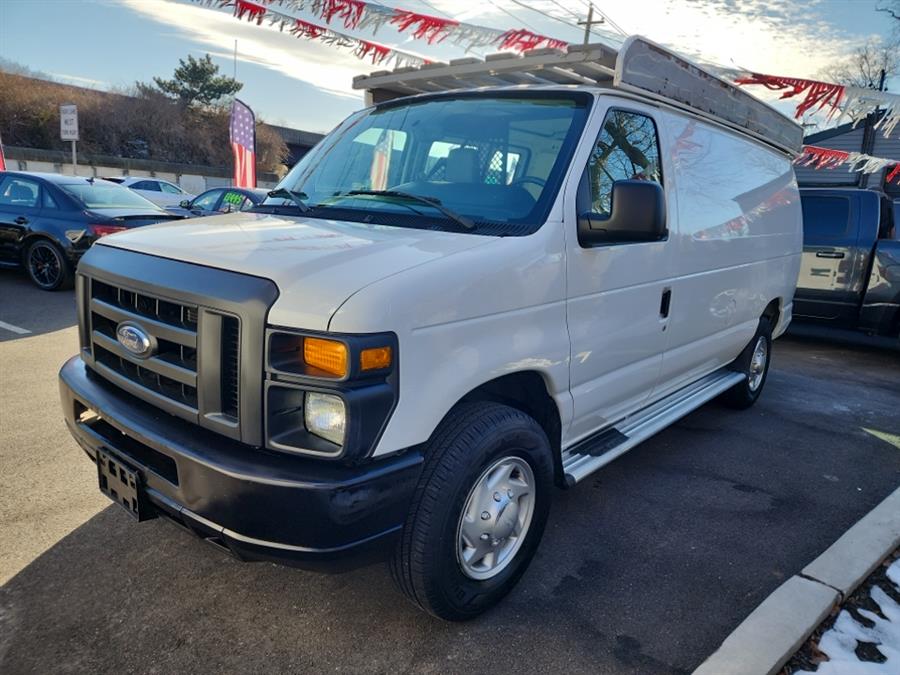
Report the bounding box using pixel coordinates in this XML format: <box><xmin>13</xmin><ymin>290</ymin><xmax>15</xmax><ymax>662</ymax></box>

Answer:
<box><xmin>230</xmin><ymin>99</ymin><xmax>256</xmax><ymax>188</ymax></box>
<box><xmin>370</xmin><ymin>129</ymin><xmax>394</xmax><ymax>191</ymax></box>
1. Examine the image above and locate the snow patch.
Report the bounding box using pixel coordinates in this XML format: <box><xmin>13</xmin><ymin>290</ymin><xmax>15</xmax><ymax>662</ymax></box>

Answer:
<box><xmin>797</xmin><ymin>559</ymin><xmax>900</xmax><ymax>674</ymax></box>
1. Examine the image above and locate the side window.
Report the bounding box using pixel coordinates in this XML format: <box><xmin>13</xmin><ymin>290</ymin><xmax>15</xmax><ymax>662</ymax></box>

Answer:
<box><xmin>43</xmin><ymin>189</ymin><xmax>59</xmax><ymax>209</ymax></box>
<box><xmin>800</xmin><ymin>196</ymin><xmax>850</xmax><ymax>243</ymax></box>
<box><xmin>133</xmin><ymin>180</ymin><xmax>161</xmax><ymax>192</ymax></box>
<box><xmin>0</xmin><ymin>177</ymin><xmax>41</xmax><ymax>208</ymax></box>
<box><xmin>192</xmin><ymin>190</ymin><xmax>222</xmax><ymax>211</ymax></box>
<box><xmin>581</xmin><ymin>110</ymin><xmax>662</xmax><ymax>217</ymax></box>
<box><xmin>160</xmin><ymin>182</ymin><xmax>183</xmax><ymax>195</ymax></box>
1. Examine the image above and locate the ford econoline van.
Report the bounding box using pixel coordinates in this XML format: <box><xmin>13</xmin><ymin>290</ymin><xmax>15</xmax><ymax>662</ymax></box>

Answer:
<box><xmin>59</xmin><ymin>37</ymin><xmax>803</xmax><ymax>620</ymax></box>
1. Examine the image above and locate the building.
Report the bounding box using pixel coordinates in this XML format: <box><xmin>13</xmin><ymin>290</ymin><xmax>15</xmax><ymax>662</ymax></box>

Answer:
<box><xmin>265</xmin><ymin>124</ymin><xmax>324</xmax><ymax>166</ymax></box>
<box><xmin>794</xmin><ymin>112</ymin><xmax>900</xmax><ymax>198</ymax></box>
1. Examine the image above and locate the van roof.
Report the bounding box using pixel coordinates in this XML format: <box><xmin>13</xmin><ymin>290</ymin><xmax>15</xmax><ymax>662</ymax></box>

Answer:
<box><xmin>353</xmin><ymin>36</ymin><xmax>802</xmax><ymax>157</ymax></box>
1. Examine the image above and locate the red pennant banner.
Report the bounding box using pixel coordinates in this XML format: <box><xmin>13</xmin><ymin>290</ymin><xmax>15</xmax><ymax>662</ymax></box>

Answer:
<box><xmin>319</xmin><ymin>0</ymin><xmax>367</xmax><ymax>30</ymax></box>
<box><xmin>291</xmin><ymin>18</ymin><xmax>328</xmax><ymax>40</ymax></box>
<box><xmin>797</xmin><ymin>145</ymin><xmax>900</xmax><ymax>184</ymax></box>
<box><xmin>355</xmin><ymin>40</ymin><xmax>392</xmax><ymax>65</ymax></box>
<box><xmin>734</xmin><ymin>73</ymin><xmax>845</xmax><ymax>119</ymax></box>
<box><xmin>795</xmin><ymin>145</ymin><xmax>850</xmax><ymax>170</ymax></box>
<box><xmin>499</xmin><ymin>29</ymin><xmax>569</xmax><ymax>52</ymax></box>
<box><xmin>389</xmin><ymin>10</ymin><xmax>459</xmax><ymax>44</ymax></box>
<box><xmin>887</xmin><ymin>164</ymin><xmax>900</xmax><ymax>183</ymax></box>
<box><xmin>234</xmin><ymin>0</ymin><xmax>268</xmax><ymax>25</ymax></box>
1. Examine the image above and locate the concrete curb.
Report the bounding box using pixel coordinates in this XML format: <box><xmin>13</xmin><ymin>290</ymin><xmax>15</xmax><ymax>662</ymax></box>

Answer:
<box><xmin>693</xmin><ymin>485</ymin><xmax>900</xmax><ymax>675</ymax></box>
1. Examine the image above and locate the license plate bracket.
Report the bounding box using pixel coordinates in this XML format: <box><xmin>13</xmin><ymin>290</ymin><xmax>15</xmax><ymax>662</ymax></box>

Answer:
<box><xmin>96</xmin><ymin>448</ymin><xmax>151</xmax><ymax>521</ymax></box>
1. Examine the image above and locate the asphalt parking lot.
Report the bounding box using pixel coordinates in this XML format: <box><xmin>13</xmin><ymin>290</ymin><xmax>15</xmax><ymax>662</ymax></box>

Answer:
<box><xmin>1</xmin><ymin>267</ymin><xmax>899</xmax><ymax>674</ymax></box>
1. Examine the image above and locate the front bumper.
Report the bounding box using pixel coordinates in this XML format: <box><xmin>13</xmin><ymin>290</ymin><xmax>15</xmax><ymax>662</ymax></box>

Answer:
<box><xmin>59</xmin><ymin>356</ymin><xmax>423</xmax><ymax>570</ymax></box>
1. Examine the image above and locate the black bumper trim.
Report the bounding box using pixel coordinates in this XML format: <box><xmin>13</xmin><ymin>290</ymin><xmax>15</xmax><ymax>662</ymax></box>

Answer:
<box><xmin>59</xmin><ymin>356</ymin><xmax>423</xmax><ymax>569</ymax></box>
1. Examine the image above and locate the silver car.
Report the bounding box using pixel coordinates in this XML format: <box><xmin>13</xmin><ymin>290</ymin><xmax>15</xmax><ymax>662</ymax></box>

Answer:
<box><xmin>101</xmin><ymin>176</ymin><xmax>194</xmax><ymax>208</ymax></box>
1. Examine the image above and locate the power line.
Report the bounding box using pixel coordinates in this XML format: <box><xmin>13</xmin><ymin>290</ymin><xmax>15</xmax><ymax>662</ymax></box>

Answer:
<box><xmin>547</xmin><ymin>0</ymin><xmax>584</xmax><ymax>21</ymax></box>
<box><xmin>412</xmin><ymin>0</ymin><xmax>453</xmax><ymax>19</ymax></box>
<box><xmin>486</xmin><ymin>0</ymin><xmax>543</xmax><ymax>33</ymax></box>
<box><xmin>559</xmin><ymin>0</ymin><xmax>628</xmax><ymax>36</ymax></box>
<box><xmin>506</xmin><ymin>0</ymin><xmax>618</xmax><ymax>41</ymax></box>
<box><xmin>507</xmin><ymin>0</ymin><xmax>590</xmax><ymax>35</ymax></box>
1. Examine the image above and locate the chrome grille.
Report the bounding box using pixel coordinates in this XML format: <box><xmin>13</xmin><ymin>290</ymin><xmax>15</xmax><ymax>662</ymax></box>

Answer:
<box><xmin>86</xmin><ymin>278</ymin><xmax>239</xmax><ymax>426</ymax></box>
<box><xmin>220</xmin><ymin>316</ymin><xmax>240</xmax><ymax>419</ymax></box>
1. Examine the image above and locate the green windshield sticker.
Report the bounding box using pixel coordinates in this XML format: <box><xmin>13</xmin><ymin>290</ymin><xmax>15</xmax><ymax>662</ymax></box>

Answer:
<box><xmin>223</xmin><ymin>191</ymin><xmax>243</xmax><ymax>205</ymax></box>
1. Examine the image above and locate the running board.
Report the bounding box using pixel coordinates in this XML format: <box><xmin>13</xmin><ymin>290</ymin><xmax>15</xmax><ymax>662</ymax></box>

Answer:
<box><xmin>561</xmin><ymin>369</ymin><xmax>746</xmax><ymax>485</ymax></box>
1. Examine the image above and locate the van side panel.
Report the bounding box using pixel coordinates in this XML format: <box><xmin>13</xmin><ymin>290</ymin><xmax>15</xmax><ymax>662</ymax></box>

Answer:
<box><xmin>655</xmin><ymin>113</ymin><xmax>802</xmax><ymax>395</ymax></box>
<box><xmin>328</xmin><ymin>223</ymin><xmax>574</xmax><ymax>458</ymax></box>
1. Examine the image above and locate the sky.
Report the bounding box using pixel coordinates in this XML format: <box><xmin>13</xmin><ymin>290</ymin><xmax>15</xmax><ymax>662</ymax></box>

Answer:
<box><xmin>0</xmin><ymin>0</ymin><xmax>896</xmax><ymax>133</ymax></box>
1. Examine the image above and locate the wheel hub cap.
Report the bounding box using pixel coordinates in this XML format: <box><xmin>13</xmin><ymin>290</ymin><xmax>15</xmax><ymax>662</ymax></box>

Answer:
<box><xmin>457</xmin><ymin>456</ymin><xmax>535</xmax><ymax>581</ymax></box>
<box><xmin>748</xmin><ymin>336</ymin><xmax>768</xmax><ymax>391</ymax></box>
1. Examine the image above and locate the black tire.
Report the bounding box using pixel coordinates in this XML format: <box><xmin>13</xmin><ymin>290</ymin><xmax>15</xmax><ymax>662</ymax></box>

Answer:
<box><xmin>390</xmin><ymin>401</ymin><xmax>553</xmax><ymax>621</ymax></box>
<box><xmin>24</xmin><ymin>238</ymin><xmax>73</xmax><ymax>291</ymax></box>
<box><xmin>721</xmin><ymin>316</ymin><xmax>773</xmax><ymax>409</ymax></box>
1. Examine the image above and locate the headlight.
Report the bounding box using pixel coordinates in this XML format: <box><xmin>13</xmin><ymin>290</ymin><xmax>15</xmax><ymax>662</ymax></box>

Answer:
<box><xmin>304</xmin><ymin>392</ymin><xmax>346</xmax><ymax>445</ymax></box>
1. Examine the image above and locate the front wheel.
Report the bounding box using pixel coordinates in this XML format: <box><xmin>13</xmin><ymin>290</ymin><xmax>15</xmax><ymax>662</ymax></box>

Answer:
<box><xmin>390</xmin><ymin>402</ymin><xmax>553</xmax><ymax>621</ymax></box>
<box><xmin>25</xmin><ymin>239</ymin><xmax>73</xmax><ymax>291</ymax></box>
<box><xmin>721</xmin><ymin>317</ymin><xmax>773</xmax><ymax>409</ymax></box>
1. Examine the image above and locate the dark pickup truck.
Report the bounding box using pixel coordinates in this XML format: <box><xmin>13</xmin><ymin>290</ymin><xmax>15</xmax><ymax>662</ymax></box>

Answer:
<box><xmin>796</xmin><ymin>188</ymin><xmax>900</xmax><ymax>339</ymax></box>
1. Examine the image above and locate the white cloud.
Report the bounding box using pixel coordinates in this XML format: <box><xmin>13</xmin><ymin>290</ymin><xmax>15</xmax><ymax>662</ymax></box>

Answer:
<box><xmin>48</xmin><ymin>72</ymin><xmax>110</xmax><ymax>89</ymax></box>
<box><xmin>120</xmin><ymin>0</ymin><xmax>364</xmax><ymax>100</ymax></box>
<box><xmin>118</xmin><ymin>0</ymin><xmax>884</xmax><ymax>130</ymax></box>
<box><xmin>433</xmin><ymin>0</ymin><xmax>859</xmax><ymax>78</ymax></box>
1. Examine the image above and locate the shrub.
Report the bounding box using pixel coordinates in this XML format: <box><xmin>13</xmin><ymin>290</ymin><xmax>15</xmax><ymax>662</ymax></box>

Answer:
<box><xmin>0</xmin><ymin>72</ymin><xmax>289</xmax><ymax>173</ymax></box>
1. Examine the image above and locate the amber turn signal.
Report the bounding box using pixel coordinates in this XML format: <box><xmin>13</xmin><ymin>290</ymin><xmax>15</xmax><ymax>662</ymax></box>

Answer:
<box><xmin>360</xmin><ymin>346</ymin><xmax>392</xmax><ymax>371</ymax></box>
<box><xmin>303</xmin><ymin>337</ymin><xmax>348</xmax><ymax>377</ymax></box>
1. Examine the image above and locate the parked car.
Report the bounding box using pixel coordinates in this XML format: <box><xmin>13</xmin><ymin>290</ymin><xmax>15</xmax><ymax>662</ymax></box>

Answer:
<box><xmin>0</xmin><ymin>172</ymin><xmax>182</xmax><ymax>290</ymax></box>
<box><xmin>165</xmin><ymin>186</ymin><xmax>268</xmax><ymax>218</ymax></box>
<box><xmin>100</xmin><ymin>176</ymin><xmax>194</xmax><ymax>208</ymax></box>
<box><xmin>58</xmin><ymin>38</ymin><xmax>804</xmax><ymax>620</ymax></box>
<box><xmin>796</xmin><ymin>188</ymin><xmax>899</xmax><ymax>338</ymax></box>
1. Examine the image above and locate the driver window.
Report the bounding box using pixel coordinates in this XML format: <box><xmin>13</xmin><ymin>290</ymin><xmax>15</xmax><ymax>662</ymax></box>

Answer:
<box><xmin>582</xmin><ymin>110</ymin><xmax>662</xmax><ymax>217</ymax></box>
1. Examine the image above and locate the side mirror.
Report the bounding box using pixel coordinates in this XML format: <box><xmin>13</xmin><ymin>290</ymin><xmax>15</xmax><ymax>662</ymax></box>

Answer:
<box><xmin>179</xmin><ymin>199</ymin><xmax>191</xmax><ymax>209</ymax></box>
<box><xmin>578</xmin><ymin>180</ymin><xmax>667</xmax><ymax>247</ymax></box>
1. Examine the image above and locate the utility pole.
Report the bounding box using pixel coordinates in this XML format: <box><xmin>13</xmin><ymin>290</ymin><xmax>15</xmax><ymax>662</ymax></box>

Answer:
<box><xmin>234</xmin><ymin>39</ymin><xmax>238</xmax><ymax>79</ymax></box>
<box><xmin>578</xmin><ymin>4</ymin><xmax>605</xmax><ymax>46</ymax></box>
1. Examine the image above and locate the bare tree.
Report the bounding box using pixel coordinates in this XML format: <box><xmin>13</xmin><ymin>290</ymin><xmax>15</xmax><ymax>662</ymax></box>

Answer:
<box><xmin>877</xmin><ymin>0</ymin><xmax>900</xmax><ymax>28</ymax></box>
<box><xmin>821</xmin><ymin>37</ymin><xmax>899</xmax><ymax>89</ymax></box>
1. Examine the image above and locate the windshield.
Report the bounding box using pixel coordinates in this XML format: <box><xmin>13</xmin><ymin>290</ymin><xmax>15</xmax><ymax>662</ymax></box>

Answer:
<box><xmin>264</xmin><ymin>92</ymin><xmax>591</xmax><ymax>235</ymax></box>
<box><xmin>61</xmin><ymin>182</ymin><xmax>162</xmax><ymax>210</ymax></box>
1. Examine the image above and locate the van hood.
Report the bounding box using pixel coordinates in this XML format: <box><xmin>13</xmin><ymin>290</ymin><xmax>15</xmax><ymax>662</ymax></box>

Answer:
<box><xmin>99</xmin><ymin>211</ymin><xmax>493</xmax><ymax>330</ymax></box>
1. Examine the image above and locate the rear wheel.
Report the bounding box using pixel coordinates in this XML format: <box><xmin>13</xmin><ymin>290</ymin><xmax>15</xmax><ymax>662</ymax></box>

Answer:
<box><xmin>25</xmin><ymin>239</ymin><xmax>72</xmax><ymax>291</ymax></box>
<box><xmin>391</xmin><ymin>402</ymin><xmax>553</xmax><ymax>621</ymax></box>
<box><xmin>722</xmin><ymin>317</ymin><xmax>773</xmax><ymax>409</ymax></box>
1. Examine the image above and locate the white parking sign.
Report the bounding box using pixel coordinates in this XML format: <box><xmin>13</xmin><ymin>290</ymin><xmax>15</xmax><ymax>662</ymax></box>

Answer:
<box><xmin>60</xmin><ymin>104</ymin><xmax>79</xmax><ymax>141</ymax></box>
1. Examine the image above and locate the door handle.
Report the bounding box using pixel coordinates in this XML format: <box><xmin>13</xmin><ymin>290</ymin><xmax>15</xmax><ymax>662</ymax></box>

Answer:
<box><xmin>816</xmin><ymin>251</ymin><xmax>845</xmax><ymax>259</ymax></box>
<box><xmin>14</xmin><ymin>216</ymin><xmax>28</xmax><ymax>225</ymax></box>
<box><xmin>660</xmin><ymin>288</ymin><xmax>672</xmax><ymax>318</ymax></box>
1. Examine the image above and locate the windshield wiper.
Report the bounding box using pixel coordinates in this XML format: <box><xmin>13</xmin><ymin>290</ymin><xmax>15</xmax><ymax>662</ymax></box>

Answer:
<box><xmin>345</xmin><ymin>190</ymin><xmax>474</xmax><ymax>231</ymax></box>
<box><xmin>267</xmin><ymin>187</ymin><xmax>310</xmax><ymax>213</ymax></box>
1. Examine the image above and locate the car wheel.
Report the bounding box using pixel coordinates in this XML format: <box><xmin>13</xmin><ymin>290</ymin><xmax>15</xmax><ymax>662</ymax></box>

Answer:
<box><xmin>390</xmin><ymin>401</ymin><xmax>553</xmax><ymax>621</ymax></box>
<box><xmin>722</xmin><ymin>316</ymin><xmax>773</xmax><ymax>409</ymax></box>
<box><xmin>25</xmin><ymin>239</ymin><xmax>73</xmax><ymax>291</ymax></box>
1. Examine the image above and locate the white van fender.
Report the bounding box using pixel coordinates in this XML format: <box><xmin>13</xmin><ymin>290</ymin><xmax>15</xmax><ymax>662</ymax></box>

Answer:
<box><xmin>328</xmin><ymin>223</ymin><xmax>574</xmax><ymax>458</ymax></box>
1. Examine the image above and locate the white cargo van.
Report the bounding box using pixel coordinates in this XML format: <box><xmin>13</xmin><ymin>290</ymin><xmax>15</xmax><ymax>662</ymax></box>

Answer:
<box><xmin>59</xmin><ymin>38</ymin><xmax>803</xmax><ymax>620</ymax></box>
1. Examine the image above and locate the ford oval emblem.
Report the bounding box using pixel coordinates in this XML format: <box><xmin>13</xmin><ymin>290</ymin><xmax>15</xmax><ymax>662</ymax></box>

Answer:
<box><xmin>116</xmin><ymin>322</ymin><xmax>154</xmax><ymax>358</ymax></box>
